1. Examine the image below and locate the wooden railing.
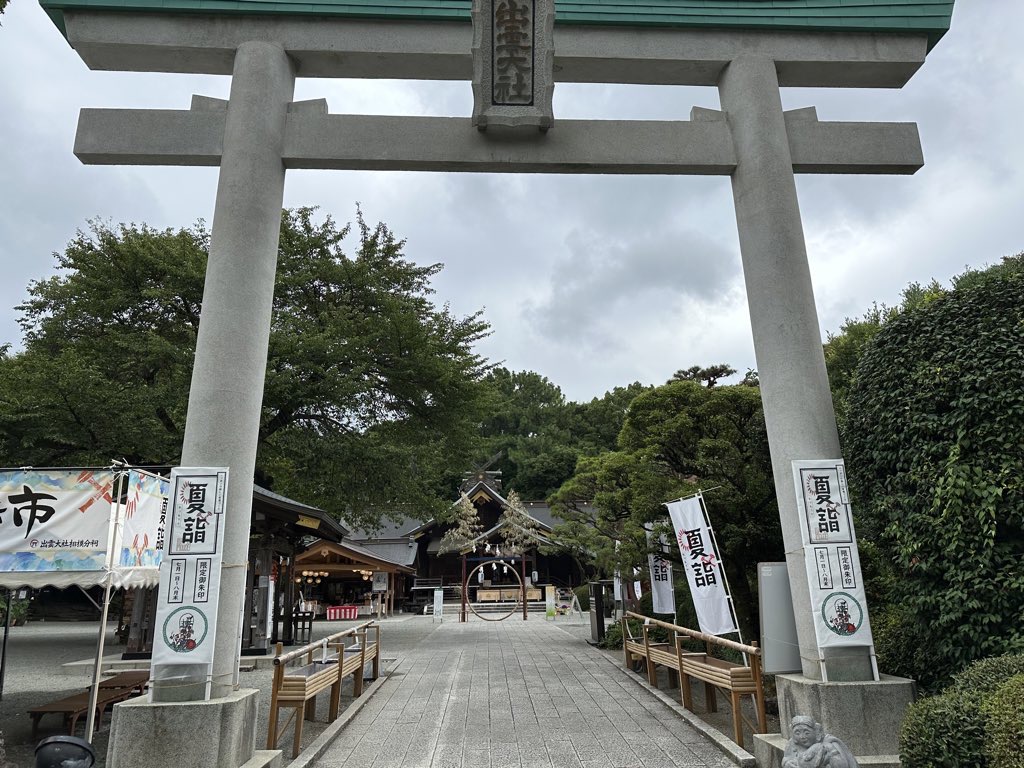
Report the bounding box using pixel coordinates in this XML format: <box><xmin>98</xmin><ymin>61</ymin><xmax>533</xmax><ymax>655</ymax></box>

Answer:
<box><xmin>267</xmin><ymin>620</ymin><xmax>381</xmax><ymax>758</ymax></box>
<box><xmin>623</xmin><ymin>611</ymin><xmax>766</xmax><ymax>748</ymax></box>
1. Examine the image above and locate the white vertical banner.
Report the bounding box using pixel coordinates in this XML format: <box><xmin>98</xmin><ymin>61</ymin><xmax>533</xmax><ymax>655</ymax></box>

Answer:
<box><xmin>644</xmin><ymin>523</ymin><xmax>675</xmax><ymax>615</ymax></box>
<box><xmin>667</xmin><ymin>494</ymin><xmax>737</xmax><ymax>636</ymax></box>
<box><xmin>792</xmin><ymin>460</ymin><xmax>875</xmax><ymax>651</ymax></box>
<box><xmin>152</xmin><ymin>467</ymin><xmax>229</xmax><ymax>692</ymax></box>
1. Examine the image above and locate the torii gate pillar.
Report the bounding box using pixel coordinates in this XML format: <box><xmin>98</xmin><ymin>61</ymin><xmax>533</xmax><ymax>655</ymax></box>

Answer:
<box><xmin>719</xmin><ymin>55</ymin><xmax>870</xmax><ymax>682</ymax></box>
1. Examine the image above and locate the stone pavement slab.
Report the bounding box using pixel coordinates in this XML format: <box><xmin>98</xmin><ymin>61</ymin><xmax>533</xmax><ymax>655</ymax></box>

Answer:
<box><xmin>313</xmin><ymin>617</ymin><xmax>733</xmax><ymax>768</ymax></box>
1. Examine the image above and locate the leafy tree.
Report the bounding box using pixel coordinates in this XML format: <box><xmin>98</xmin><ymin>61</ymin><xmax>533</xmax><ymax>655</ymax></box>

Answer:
<box><xmin>477</xmin><ymin>368</ymin><xmax>572</xmax><ymax>497</ymax></box>
<box><xmin>824</xmin><ymin>281</ymin><xmax>944</xmax><ymax>439</ymax></box>
<box><xmin>0</xmin><ymin>208</ymin><xmax>491</xmax><ymax>529</ymax></box>
<box><xmin>478</xmin><ymin>369</ymin><xmax>648</xmax><ymax>499</ymax></box>
<box><xmin>551</xmin><ymin>375</ymin><xmax>782</xmax><ymax>638</ymax></box>
<box><xmin>569</xmin><ymin>382</ymin><xmax>651</xmax><ymax>452</ymax></box>
<box><xmin>846</xmin><ymin>255</ymin><xmax>1024</xmax><ymax>688</ymax></box>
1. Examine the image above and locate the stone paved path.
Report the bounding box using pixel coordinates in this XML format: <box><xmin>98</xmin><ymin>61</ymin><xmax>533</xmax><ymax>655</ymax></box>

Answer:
<box><xmin>315</xmin><ymin>617</ymin><xmax>733</xmax><ymax>768</ymax></box>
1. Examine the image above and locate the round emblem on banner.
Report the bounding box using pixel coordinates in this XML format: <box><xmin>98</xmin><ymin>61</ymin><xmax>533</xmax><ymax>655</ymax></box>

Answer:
<box><xmin>162</xmin><ymin>606</ymin><xmax>209</xmax><ymax>653</ymax></box>
<box><xmin>820</xmin><ymin>592</ymin><xmax>863</xmax><ymax>636</ymax></box>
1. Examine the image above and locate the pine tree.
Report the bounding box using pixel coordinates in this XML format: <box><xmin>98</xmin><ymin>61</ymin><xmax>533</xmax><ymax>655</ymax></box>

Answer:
<box><xmin>438</xmin><ymin>493</ymin><xmax>483</xmax><ymax>554</ymax></box>
<box><xmin>499</xmin><ymin>490</ymin><xmax>544</xmax><ymax>555</ymax></box>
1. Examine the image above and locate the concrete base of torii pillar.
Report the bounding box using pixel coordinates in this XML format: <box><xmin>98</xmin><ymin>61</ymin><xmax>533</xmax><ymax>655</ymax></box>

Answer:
<box><xmin>107</xmin><ymin>690</ymin><xmax>281</xmax><ymax>768</ymax></box>
<box><xmin>753</xmin><ymin>674</ymin><xmax>915</xmax><ymax>768</ymax></box>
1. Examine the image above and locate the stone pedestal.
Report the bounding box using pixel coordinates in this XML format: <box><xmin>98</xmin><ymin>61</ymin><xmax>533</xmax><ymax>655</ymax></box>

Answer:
<box><xmin>752</xmin><ymin>674</ymin><xmax>915</xmax><ymax>768</ymax></box>
<box><xmin>106</xmin><ymin>689</ymin><xmax>281</xmax><ymax>768</ymax></box>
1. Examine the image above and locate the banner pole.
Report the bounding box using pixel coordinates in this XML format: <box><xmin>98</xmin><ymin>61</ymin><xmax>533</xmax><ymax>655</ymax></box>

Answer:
<box><xmin>85</xmin><ymin>469</ymin><xmax>126</xmax><ymax>742</ymax></box>
<box><xmin>0</xmin><ymin>589</ymin><xmax>11</xmax><ymax>701</ymax></box>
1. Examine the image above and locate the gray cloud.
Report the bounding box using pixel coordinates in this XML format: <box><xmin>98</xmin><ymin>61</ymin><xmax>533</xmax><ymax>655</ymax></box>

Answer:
<box><xmin>1</xmin><ymin>1</ymin><xmax>1021</xmax><ymax>402</ymax></box>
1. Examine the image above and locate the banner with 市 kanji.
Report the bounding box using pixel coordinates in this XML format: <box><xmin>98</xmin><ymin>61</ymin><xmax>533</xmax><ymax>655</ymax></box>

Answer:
<box><xmin>666</xmin><ymin>494</ymin><xmax>737</xmax><ymax>636</ymax></box>
<box><xmin>792</xmin><ymin>460</ymin><xmax>875</xmax><ymax>650</ymax></box>
<box><xmin>0</xmin><ymin>469</ymin><xmax>116</xmax><ymax>572</ymax></box>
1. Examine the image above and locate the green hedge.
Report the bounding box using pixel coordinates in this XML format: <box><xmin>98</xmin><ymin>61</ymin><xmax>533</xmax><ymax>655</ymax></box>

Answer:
<box><xmin>984</xmin><ymin>674</ymin><xmax>1024</xmax><ymax>768</ymax></box>
<box><xmin>954</xmin><ymin>655</ymin><xmax>1024</xmax><ymax>695</ymax></box>
<box><xmin>901</xmin><ymin>654</ymin><xmax>1024</xmax><ymax>768</ymax></box>
<box><xmin>901</xmin><ymin>689</ymin><xmax>987</xmax><ymax>768</ymax></box>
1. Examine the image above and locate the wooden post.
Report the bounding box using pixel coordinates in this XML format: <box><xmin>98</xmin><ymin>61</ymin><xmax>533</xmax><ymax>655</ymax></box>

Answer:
<box><xmin>622</xmin><ymin>617</ymin><xmax>631</xmax><ymax>669</ymax></box>
<box><xmin>372</xmin><ymin>624</ymin><xmax>381</xmax><ymax>679</ymax></box>
<box><xmin>704</xmin><ymin>640</ymin><xmax>717</xmax><ymax>712</ymax></box>
<box><xmin>354</xmin><ymin>629</ymin><xmax>366</xmax><ymax>697</ymax></box>
<box><xmin>643</xmin><ymin>625</ymin><xmax>657</xmax><ymax>687</ymax></box>
<box><xmin>676</xmin><ymin>635</ymin><xmax>693</xmax><ymax>711</ymax></box>
<box><xmin>751</xmin><ymin>641</ymin><xmax>768</xmax><ymax>733</ymax></box>
<box><xmin>267</xmin><ymin>642</ymin><xmax>283</xmax><ymax>749</ymax></box>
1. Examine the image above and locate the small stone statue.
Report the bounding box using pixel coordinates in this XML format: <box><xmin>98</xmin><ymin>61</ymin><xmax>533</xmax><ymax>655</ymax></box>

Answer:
<box><xmin>782</xmin><ymin>715</ymin><xmax>860</xmax><ymax>768</ymax></box>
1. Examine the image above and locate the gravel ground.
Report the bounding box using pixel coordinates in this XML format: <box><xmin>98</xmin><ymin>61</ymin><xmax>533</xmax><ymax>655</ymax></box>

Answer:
<box><xmin>0</xmin><ymin>616</ymin><xmax>413</xmax><ymax>768</ymax></box>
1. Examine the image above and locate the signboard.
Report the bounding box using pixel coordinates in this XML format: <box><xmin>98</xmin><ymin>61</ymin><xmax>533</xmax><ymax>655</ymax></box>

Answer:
<box><xmin>372</xmin><ymin>571</ymin><xmax>388</xmax><ymax>593</ymax></box>
<box><xmin>758</xmin><ymin>562</ymin><xmax>801</xmax><ymax>674</ymax></box>
<box><xmin>545</xmin><ymin>585</ymin><xmax>556</xmax><ymax>619</ymax></box>
<box><xmin>0</xmin><ymin>469</ymin><xmax>116</xmax><ymax>573</ymax></box>
<box><xmin>644</xmin><ymin>523</ymin><xmax>675</xmax><ymax>615</ymax></box>
<box><xmin>792</xmin><ymin>460</ymin><xmax>874</xmax><ymax>650</ymax></box>
<box><xmin>152</xmin><ymin>467</ymin><xmax>228</xmax><ymax>682</ymax></box>
<box><xmin>432</xmin><ymin>588</ymin><xmax>443</xmax><ymax>622</ymax></box>
<box><xmin>666</xmin><ymin>495</ymin><xmax>737</xmax><ymax>636</ymax></box>
<box><xmin>117</xmin><ymin>470</ymin><xmax>168</xmax><ymax>569</ymax></box>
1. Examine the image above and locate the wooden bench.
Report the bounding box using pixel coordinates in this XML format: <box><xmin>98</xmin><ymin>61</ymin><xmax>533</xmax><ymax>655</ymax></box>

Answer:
<box><xmin>267</xmin><ymin>621</ymin><xmax>381</xmax><ymax>758</ymax></box>
<box><xmin>98</xmin><ymin>670</ymin><xmax>150</xmax><ymax>694</ymax></box>
<box><xmin>28</xmin><ymin>686</ymin><xmax>138</xmax><ymax>739</ymax></box>
<box><xmin>622</xmin><ymin>612</ymin><xmax>766</xmax><ymax>748</ymax></box>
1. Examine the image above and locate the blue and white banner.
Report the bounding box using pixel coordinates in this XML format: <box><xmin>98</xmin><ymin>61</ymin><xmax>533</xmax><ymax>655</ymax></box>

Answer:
<box><xmin>0</xmin><ymin>469</ymin><xmax>116</xmax><ymax>574</ymax></box>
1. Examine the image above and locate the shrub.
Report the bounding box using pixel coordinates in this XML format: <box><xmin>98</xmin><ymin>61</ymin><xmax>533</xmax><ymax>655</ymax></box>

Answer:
<box><xmin>599</xmin><ymin>620</ymin><xmax>625</xmax><ymax>649</ymax></box>
<box><xmin>901</xmin><ymin>688</ymin><xmax>987</xmax><ymax>768</ymax></box>
<box><xmin>574</xmin><ymin>584</ymin><xmax>590</xmax><ymax>611</ymax></box>
<box><xmin>953</xmin><ymin>655</ymin><xmax>1024</xmax><ymax>696</ymax></box>
<box><xmin>983</xmin><ymin>674</ymin><xmax>1024</xmax><ymax>768</ymax></box>
<box><xmin>901</xmin><ymin>654</ymin><xmax>1024</xmax><ymax>768</ymax></box>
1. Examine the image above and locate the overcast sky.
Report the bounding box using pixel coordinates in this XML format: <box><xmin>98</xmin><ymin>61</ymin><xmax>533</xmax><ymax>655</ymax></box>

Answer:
<box><xmin>1</xmin><ymin>2</ymin><xmax>1020</xmax><ymax>403</ymax></box>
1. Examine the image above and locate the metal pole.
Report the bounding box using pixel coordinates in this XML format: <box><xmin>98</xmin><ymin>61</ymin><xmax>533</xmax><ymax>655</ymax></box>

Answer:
<box><xmin>521</xmin><ymin>556</ymin><xmax>527</xmax><ymax>621</ymax></box>
<box><xmin>0</xmin><ymin>589</ymin><xmax>12</xmax><ymax>701</ymax></box>
<box><xmin>461</xmin><ymin>554</ymin><xmax>467</xmax><ymax>623</ymax></box>
<box><xmin>85</xmin><ymin>576</ymin><xmax>114</xmax><ymax>742</ymax></box>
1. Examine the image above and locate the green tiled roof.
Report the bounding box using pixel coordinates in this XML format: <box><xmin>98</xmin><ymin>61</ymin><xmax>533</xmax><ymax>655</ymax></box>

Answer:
<box><xmin>40</xmin><ymin>0</ymin><xmax>955</xmax><ymax>48</ymax></box>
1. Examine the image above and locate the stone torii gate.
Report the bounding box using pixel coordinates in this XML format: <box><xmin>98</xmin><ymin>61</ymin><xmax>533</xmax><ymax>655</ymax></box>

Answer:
<box><xmin>43</xmin><ymin>0</ymin><xmax>953</xmax><ymax>765</ymax></box>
